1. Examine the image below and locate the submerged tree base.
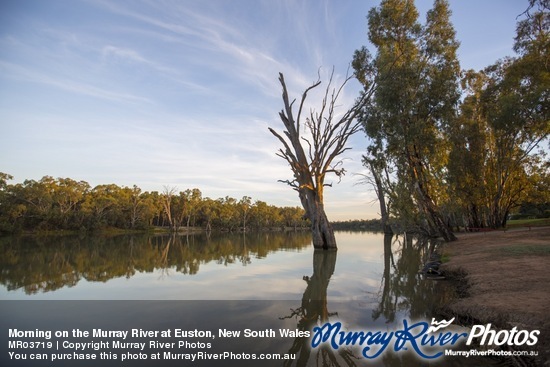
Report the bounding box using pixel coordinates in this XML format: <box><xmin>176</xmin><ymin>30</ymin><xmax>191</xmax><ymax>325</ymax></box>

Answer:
<box><xmin>310</xmin><ymin>211</ymin><xmax>338</xmax><ymax>250</ymax></box>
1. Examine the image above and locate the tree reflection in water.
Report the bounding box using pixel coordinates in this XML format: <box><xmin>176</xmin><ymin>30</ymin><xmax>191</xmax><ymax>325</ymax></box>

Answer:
<box><xmin>282</xmin><ymin>250</ymin><xmax>360</xmax><ymax>367</ymax></box>
<box><xmin>373</xmin><ymin>234</ymin><xmax>442</xmax><ymax>324</ymax></box>
<box><xmin>282</xmin><ymin>233</ymin><xmax>450</xmax><ymax>367</ymax></box>
<box><xmin>374</xmin><ymin>234</ymin><xmax>452</xmax><ymax>367</ymax></box>
<box><xmin>0</xmin><ymin>232</ymin><xmax>312</xmax><ymax>294</ymax></box>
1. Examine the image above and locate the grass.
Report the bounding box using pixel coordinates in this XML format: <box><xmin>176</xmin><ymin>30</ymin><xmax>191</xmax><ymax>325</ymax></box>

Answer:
<box><xmin>506</xmin><ymin>218</ymin><xmax>550</xmax><ymax>228</ymax></box>
<box><xmin>492</xmin><ymin>244</ymin><xmax>550</xmax><ymax>256</ymax></box>
<box><xmin>440</xmin><ymin>253</ymin><xmax>451</xmax><ymax>263</ymax></box>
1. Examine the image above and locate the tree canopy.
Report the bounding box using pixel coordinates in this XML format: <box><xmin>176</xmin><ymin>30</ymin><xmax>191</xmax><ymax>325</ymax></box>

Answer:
<box><xmin>0</xmin><ymin>174</ymin><xmax>308</xmax><ymax>234</ymax></box>
<box><xmin>354</xmin><ymin>0</ymin><xmax>549</xmax><ymax>236</ymax></box>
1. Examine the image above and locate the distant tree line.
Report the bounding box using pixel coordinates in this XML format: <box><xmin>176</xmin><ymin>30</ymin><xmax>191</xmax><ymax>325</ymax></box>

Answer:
<box><xmin>0</xmin><ymin>173</ymin><xmax>309</xmax><ymax>235</ymax></box>
<box><xmin>330</xmin><ymin>219</ymin><xmax>383</xmax><ymax>231</ymax></box>
<box><xmin>509</xmin><ymin>202</ymin><xmax>550</xmax><ymax>220</ymax></box>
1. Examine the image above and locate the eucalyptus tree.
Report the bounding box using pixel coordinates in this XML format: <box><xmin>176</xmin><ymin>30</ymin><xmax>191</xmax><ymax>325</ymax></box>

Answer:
<box><xmin>15</xmin><ymin>177</ymin><xmax>56</xmax><ymax>227</ymax></box>
<box><xmin>353</xmin><ymin>0</ymin><xmax>460</xmax><ymax>241</ymax></box>
<box><xmin>161</xmin><ymin>186</ymin><xmax>177</xmax><ymax>232</ymax></box>
<box><xmin>215</xmin><ymin>196</ymin><xmax>239</xmax><ymax>231</ymax></box>
<box><xmin>448</xmin><ymin>0</ymin><xmax>549</xmax><ymax>228</ymax></box>
<box><xmin>269</xmin><ymin>70</ymin><xmax>372</xmax><ymax>249</ymax></box>
<box><xmin>118</xmin><ymin>185</ymin><xmax>152</xmax><ymax>229</ymax></box>
<box><xmin>0</xmin><ymin>173</ymin><xmax>23</xmax><ymax>233</ymax></box>
<box><xmin>361</xmin><ymin>152</ymin><xmax>393</xmax><ymax>234</ymax></box>
<box><xmin>447</xmin><ymin>71</ymin><xmax>490</xmax><ymax>228</ymax></box>
<box><xmin>198</xmin><ymin>197</ymin><xmax>216</xmax><ymax>232</ymax></box>
<box><xmin>238</xmin><ymin>196</ymin><xmax>251</xmax><ymax>231</ymax></box>
<box><xmin>486</xmin><ymin>0</ymin><xmax>549</xmax><ymax>226</ymax></box>
<box><xmin>0</xmin><ymin>172</ymin><xmax>11</xmax><ymax>191</ymax></box>
<box><xmin>134</xmin><ymin>190</ymin><xmax>160</xmax><ymax>229</ymax></box>
<box><xmin>281</xmin><ymin>206</ymin><xmax>306</xmax><ymax>230</ymax></box>
<box><xmin>55</xmin><ymin>178</ymin><xmax>89</xmax><ymax>224</ymax></box>
<box><xmin>250</xmin><ymin>200</ymin><xmax>270</xmax><ymax>229</ymax></box>
<box><xmin>183</xmin><ymin>188</ymin><xmax>202</xmax><ymax>229</ymax></box>
<box><xmin>82</xmin><ymin>184</ymin><xmax>121</xmax><ymax>229</ymax></box>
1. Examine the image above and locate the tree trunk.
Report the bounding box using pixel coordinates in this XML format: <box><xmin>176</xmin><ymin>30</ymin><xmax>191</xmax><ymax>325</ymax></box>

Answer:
<box><xmin>310</xmin><ymin>205</ymin><xmax>336</xmax><ymax>250</ymax></box>
<box><xmin>413</xmin><ymin>182</ymin><xmax>456</xmax><ymax>241</ymax></box>
<box><xmin>301</xmin><ymin>189</ymin><xmax>336</xmax><ymax>249</ymax></box>
<box><xmin>408</xmin><ymin>147</ymin><xmax>457</xmax><ymax>242</ymax></box>
<box><xmin>367</xmin><ymin>159</ymin><xmax>393</xmax><ymax>234</ymax></box>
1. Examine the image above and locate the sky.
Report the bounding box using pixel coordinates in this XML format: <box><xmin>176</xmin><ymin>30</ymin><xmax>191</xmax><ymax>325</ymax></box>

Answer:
<box><xmin>0</xmin><ymin>0</ymin><xmax>529</xmax><ymax>221</ymax></box>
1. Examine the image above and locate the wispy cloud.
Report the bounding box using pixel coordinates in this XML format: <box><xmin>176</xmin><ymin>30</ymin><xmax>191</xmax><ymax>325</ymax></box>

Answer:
<box><xmin>90</xmin><ymin>0</ymin><xmax>323</xmax><ymax>96</ymax></box>
<box><xmin>101</xmin><ymin>45</ymin><xmax>179</xmax><ymax>75</ymax></box>
<box><xmin>0</xmin><ymin>61</ymin><xmax>153</xmax><ymax>104</ymax></box>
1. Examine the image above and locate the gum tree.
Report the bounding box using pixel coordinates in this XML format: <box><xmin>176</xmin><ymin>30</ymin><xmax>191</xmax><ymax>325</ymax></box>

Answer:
<box><xmin>269</xmin><ymin>71</ymin><xmax>373</xmax><ymax>249</ymax></box>
<box><xmin>353</xmin><ymin>0</ymin><xmax>460</xmax><ymax>241</ymax></box>
<box><xmin>448</xmin><ymin>0</ymin><xmax>549</xmax><ymax>228</ymax></box>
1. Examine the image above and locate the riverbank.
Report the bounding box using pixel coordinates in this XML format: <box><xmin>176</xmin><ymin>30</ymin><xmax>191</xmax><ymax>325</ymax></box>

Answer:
<box><xmin>3</xmin><ymin>225</ymin><xmax>312</xmax><ymax>237</ymax></box>
<box><xmin>439</xmin><ymin>226</ymin><xmax>550</xmax><ymax>366</ymax></box>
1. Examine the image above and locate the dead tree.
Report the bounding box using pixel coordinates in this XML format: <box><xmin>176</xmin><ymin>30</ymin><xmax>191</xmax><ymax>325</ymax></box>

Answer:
<box><xmin>269</xmin><ymin>70</ymin><xmax>372</xmax><ymax>249</ymax></box>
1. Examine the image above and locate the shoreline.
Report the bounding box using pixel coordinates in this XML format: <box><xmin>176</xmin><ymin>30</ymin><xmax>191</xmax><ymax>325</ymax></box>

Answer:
<box><xmin>439</xmin><ymin>226</ymin><xmax>550</xmax><ymax>366</ymax></box>
<box><xmin>1</xmin><ymin>226</ymin><xmax>312</xmax><ymax>238</ymax></box>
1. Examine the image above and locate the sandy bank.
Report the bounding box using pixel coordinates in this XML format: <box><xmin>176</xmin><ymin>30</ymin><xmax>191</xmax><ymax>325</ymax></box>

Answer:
<box><xmin>440</xmin><ymin>226</ymin><xmax>550</xmax><ymax>366</ymax></box>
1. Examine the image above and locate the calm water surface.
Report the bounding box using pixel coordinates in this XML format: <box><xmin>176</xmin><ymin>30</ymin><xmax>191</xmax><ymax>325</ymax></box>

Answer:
<box><xmin>1</xmin><ymin>231</ymin><xmax>437</xmax><ymax>305</ymax></box>
<box><xmin>2</xmin><ymin>231</ymin><xmax>491</xmax><ymax>366</ymax></box>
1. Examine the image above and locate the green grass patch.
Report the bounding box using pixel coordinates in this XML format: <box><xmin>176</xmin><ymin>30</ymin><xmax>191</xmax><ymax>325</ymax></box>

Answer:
<box><xmin>493</xmin><ymin>244</ymin><xmax>550</xmax><ymax>256</ymax></box>
<box><xmin>506</xmin><ymin>218</ymin><xmax>550</xmax><ymax>228</ymax></box>
<box><xmin>440</xmin><ymin>253</ymin><xmax>451</xmax><ymax>263</ymax></box>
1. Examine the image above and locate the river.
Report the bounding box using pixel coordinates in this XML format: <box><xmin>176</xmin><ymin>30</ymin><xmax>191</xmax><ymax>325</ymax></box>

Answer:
<box><xmin>0</xmin><ymin>231</ymin><xmax>498</xmax><ymax>366</ymax></box>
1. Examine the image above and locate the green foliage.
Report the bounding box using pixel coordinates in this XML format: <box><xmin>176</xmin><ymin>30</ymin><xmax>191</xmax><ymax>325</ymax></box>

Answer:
<box><xmin>0</xmin><ymin>173</ymin><xmax>308</xmax><ymax>235</ymax></box>
<box><xmin>354</xmin><ymin>0</ymin><xmax>460</xmax><ymax>240</ymax></box>
<box><xmin>355</xmin><ymin>0</ymin><xmax>549</xmax><ymax>233</ymax></box>
<box><xmin>447</xmin><ymin>1</ymin><xmax>549</xmax><ymax>229</ymax></box>
<box><xmin>330</xmin><ymin>219</ymin><xmax>382</xmax><ymax>231</ymax></box>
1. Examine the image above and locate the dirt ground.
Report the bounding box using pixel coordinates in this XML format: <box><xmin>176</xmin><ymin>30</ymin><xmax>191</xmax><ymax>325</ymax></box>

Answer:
<box><xmin>440</xmin><ymin>226</ymin><xmax>550</xmax><ymax>366</ymax></box>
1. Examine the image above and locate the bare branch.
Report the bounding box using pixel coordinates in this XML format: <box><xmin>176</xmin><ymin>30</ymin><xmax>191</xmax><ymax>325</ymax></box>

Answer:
<box><xmin>269</xmin><ymin>69</ymin><xmax>373</xmax><ymax>249</ymax></box>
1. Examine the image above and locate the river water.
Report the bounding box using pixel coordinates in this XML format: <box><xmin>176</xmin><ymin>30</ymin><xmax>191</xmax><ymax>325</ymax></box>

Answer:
<box><xmin>0</xmin><ymin>231</ymin><xmax>435</xmax><ymax>302</ymax></box>
<box><xmin>0</xmin><ymin>231</ymin><xmax>500</xmax><ymax>366</ymax></box>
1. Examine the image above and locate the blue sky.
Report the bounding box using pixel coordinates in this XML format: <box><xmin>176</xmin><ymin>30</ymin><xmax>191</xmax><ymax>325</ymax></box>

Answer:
<box><xmin>0</xmin><ymin>0</ymin><xmax>528</xmax><ymax>220</ymax></box>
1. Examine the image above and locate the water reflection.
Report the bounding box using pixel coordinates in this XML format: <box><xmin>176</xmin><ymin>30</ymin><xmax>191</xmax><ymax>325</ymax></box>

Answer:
<box><xmin>0</xmin><ymin>232</ymin><xmax>312</xmax><ymax>294</ymax></box>
<box><xmin>373</xmin><ymin>234</ymin><xmax>441</xmax><ymax>324</ymax></box>
<box><xmin>1</xmin><ymin>232</ymin><xmax>500</xmax><ymax>365</ymax></box>
<box><xmin>283</xmin><ymin>250</ymin><xmax>359</xmax><ymax>366</ymax></box>
<box><xmin>281</xmin><ymin>233</ymin><xmax>453</xmax><ymax>367</ymax></box>
<box><xmin>1</xmin><ymin>232</ymin><xmax>442</xmax><ymax>309</ymax></box>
